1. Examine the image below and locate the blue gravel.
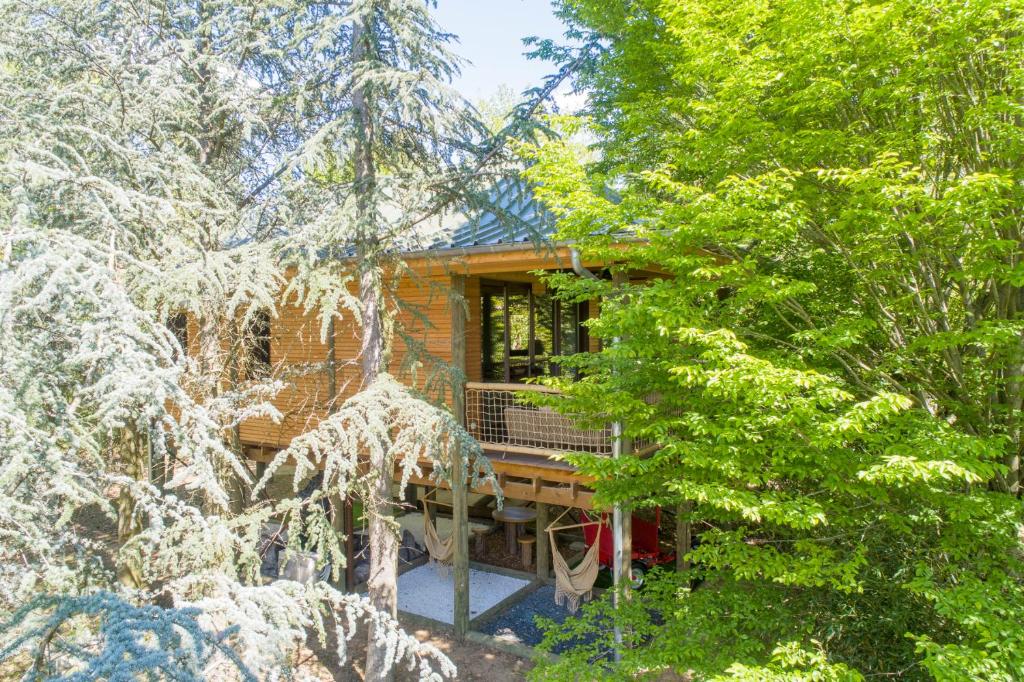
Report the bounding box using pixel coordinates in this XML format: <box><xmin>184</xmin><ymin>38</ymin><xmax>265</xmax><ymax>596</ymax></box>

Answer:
<box><xmin>476</xmin><ymin>585</ymin><xmax>602</xmax><ymax>654</ymax></box>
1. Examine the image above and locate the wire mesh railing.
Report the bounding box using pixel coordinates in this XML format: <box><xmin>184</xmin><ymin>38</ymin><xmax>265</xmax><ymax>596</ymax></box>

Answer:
<box><xmin>465</xmin><ymin>382</ymin><xmax>655</xmax><ymax>457</ymax></box>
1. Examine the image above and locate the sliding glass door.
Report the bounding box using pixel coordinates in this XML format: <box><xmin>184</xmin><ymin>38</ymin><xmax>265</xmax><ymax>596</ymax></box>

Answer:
<box><xmin>480</xmin><ymin>281</ymin><xmax>588</xmax><ymax>382</ymax></box>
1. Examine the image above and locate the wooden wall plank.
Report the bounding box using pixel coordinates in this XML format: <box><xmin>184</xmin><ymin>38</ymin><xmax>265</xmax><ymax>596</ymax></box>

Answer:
<box><xmin>239</xmin><ymin>271</ymin><xmax>467</xmax><ymax>447</ymax></box>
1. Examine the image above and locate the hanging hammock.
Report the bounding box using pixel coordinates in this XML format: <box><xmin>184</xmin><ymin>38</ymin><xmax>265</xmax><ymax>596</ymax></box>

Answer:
<box><xmin>422</xmin><ymin>491</ymin><xmax>454</xmax><ymax>576</ymax></box>
<box><xmin>547</xmin><ymin>509</ymin><xmax>603</xmax><ymax>613</ymax></box>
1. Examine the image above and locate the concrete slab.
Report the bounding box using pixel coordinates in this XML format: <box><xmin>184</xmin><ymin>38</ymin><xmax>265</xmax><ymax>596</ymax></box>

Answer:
<box><xmin>395</xmin><ymin>564</ymin><xmax>531</xmax><ymax>625</ymax></box>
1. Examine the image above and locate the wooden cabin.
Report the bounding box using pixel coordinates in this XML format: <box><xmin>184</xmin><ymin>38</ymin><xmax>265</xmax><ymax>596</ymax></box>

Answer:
<box><xmin>226</xmin><ymin>183</ymin><xmax>661</xmax><ymax>636</ymax></box>
<box><xmin>239</xmin><ymin>183</ymin><xmax>649</xmax><ymax>511</ymax></box>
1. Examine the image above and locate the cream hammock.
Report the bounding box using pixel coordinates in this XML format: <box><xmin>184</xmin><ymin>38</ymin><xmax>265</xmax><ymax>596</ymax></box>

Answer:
<box><xmin>422</xmin><ymin>492</ymin><xmax>454</xmax><ymax>576</ymax></box>
<box><xmin>547</xmin><ymin>509</ymin><xmax>603</xmax><ymax>613</ymax></box>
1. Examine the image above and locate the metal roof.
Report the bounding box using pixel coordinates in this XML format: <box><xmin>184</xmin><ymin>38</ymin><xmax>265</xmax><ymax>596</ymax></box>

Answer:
<box><xmin>236</xmin><ymin>179</ymin><xmax>558</xmax><ymax>257</ymax></box>
<box><xmin>438</xmin><ymin>178</ymin><xmax>555</xmax><ymax>250</ymax></box>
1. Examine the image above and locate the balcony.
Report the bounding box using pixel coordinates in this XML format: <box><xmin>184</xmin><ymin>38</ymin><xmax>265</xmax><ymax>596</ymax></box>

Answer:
<box><xmin>465</xmin><ymin>382</ymin><xmax>654</xmax><ymax>460</ymax></box>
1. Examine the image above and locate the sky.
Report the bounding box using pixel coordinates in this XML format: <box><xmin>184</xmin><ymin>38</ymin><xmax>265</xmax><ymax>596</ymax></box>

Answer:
<box><xmin>431</xmin><ymin>0</ymin><xmax>577</xmax><ymax>107</ymax></box>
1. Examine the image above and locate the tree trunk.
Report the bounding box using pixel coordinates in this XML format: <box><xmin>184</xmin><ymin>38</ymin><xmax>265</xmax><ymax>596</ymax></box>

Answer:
<box><xmin>196</xmin><ymin>310</ymin><xmax>243</xmax><ymax>515</ymax></box>
<box><xmin>359</xmin><ymin>252</ymin><xmax>401</xmax><ymax>681</ymax></box>
<box><xmin>360</xmin><ymin>251</ymin><xmax>401</xmax><ymax>681</ymax></box>
<box><xmin>675</xmin><ymin>502</ymin><xmax>692</xmax><ymax>573</ymax></box>
<box><xmin>349</xmin><ymin>10</ymin><xmax>398</xmax><ymax>681</ymax></box>
<box><xmin>116</xmin><ymin>425</ymin><xmax>149</xmax><ymax>588</ymax></box>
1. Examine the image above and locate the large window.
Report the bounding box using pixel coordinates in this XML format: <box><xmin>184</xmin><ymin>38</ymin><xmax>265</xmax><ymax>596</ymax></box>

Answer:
<box><xmin>481</xmin><ymin>281</ymin><xmax>588</xmax><ymax>382</ymax></box>
<box><xmin>246</xmin><ymin>311</ymin><xmax>272</xmax><ymax>379</ymax></box>
<box><xmin>168</xmin><ymin>313</ymin><xmax>188</xmax><ymax>361</ymax></box>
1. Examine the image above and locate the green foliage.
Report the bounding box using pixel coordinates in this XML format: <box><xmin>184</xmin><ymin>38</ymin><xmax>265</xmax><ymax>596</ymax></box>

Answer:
<box><xmin>713</xmin><ymin>642</ymin><xmax>863</xmax><ymax>682</ymax></box>
<box><xmin>524</xmin><ymin>0</ymin><xmax>1024</xmax><ymax>679</ymax></box>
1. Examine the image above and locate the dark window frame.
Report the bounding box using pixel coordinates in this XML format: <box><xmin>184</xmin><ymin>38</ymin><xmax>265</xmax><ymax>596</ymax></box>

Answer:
<box><xmin>247</xmin><ymin>311</ymin><xmax>272</xmax><ymax>379</ymax></box>
<box><xmin>168</xmin><ymin>313</ymin><xmax>189</xmax><ymax>361</ymax></box>
<box><xmin>480</xmin><ymin>279</ymin><xmax>588</xmax><ymax>383</ymax></box>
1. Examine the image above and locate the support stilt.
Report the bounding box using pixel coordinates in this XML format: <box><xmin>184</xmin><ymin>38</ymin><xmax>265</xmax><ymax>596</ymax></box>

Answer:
<box><xmin>451</xmin><ymin>275</ymin><xmax>470</xmax><ymax>639</ymax></box>
<box><xmin>610</xmin><ymin>270</ymin><xmax>633</xmax><ymax>659</ymax></box>
<box><xmin>536</xmin><ymin>502</ymin><xmax>549</xmax><ymax>580</ymax></box>
<box><xmin>330</xmin><ymin>492</ymin><xmax>344</xmax><ymax>588</ymax></box>
<box><xmin>344</xmin><ymin>498</ymin><xmax>355</xmax><ymax>591</ymax></box>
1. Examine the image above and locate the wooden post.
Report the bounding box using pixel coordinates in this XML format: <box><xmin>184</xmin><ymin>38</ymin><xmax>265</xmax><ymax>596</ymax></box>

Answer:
<box><xmin>451</xmin><ymin>275</ymin><xmax>470</xmax><ymax>639</ymax></box>
<box><xmin>326</xmin><ymin>317</ymin><xmax>337</xmax><ymax>409</ymax></box>
<box><xmin>147</xmin><ymin>427</ymin><xmax>165</xmax><ymax>493</ymax></box>
<box><xmin>403</xmin><ymin>483</ymin><xmax>419</xmax><ymax>509</ymax></box>
<box><xmin>344</xmin><ymin>499</ymin><xmax>355</xmax><ymax>590</ymax></box>
<box><xmin>252</xmin><ymin>459</ymin><xmax>268</xmax><ymax>505</ymax></box>
<box><xmin>536</xmin><ymin>502</ymin><xmax>549</xmax><ymax>580</ymax></box>
<box><xmin>330</xmin><ymin>492</ymin><xmax>345</xmax><ymax>588</ymax></box>
<box><xmin>676</xmin><ymin>502</ymin><xmax>692</xmax><ymax>573</ymax></box>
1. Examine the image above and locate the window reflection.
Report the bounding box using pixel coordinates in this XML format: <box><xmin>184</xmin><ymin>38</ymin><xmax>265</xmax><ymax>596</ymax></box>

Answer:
<box><xmin>481</xmin><ymin>281</ymin><xmax>587</xmax><ymax>383</ymax></box>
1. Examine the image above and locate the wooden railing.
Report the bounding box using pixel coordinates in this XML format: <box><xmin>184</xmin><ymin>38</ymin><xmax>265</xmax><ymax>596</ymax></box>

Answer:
<box><xmin>464</xmin><ymin>382</ymin><xmax>654</xmax><ymax>458</ymax></box>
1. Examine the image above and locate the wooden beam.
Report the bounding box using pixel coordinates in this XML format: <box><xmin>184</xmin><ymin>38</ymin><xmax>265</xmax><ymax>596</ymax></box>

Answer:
<box><xmin>241</xmin><ymin>444</ymin><xmax>599</xmax><ymax>508</ymax></box>
<box><xmin>477</xmin><ymin>457</ymin><xmax>589</xmax><ymax>484</ymax></box>
<box><xmin>403</xmin><ymin>469</ymin><xmax>595</xmax><ymax>509</ymax></box>
<box><xmin>476</xmin><ymin>442</ymin><xmax>595</xmax><ymax>459</ymax></box>
<box><xmin>465</xmin><ymin>380</ymin><xmax>561</xmax><ymax>393</ymax></box>
<box><xmin>450</xmin><ymin>274</ymin><xmax>470</xmax><ymax>640</ymax></box>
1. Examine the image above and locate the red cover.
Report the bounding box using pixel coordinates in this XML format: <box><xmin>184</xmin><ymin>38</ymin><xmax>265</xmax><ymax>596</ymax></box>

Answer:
<box><xmin>582</xmin><ymin>511</ymin><xmax>662</xmax><ymax>566</ymax></box>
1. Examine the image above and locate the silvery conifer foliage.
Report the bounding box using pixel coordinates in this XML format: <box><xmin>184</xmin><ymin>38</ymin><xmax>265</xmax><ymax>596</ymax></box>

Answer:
<box><xmin>0</xmin><ymin>0</ymin><xmax>493</xmax><ymax>675</ymax></box>
<box><xmin>279</xmin><ymin>0</ymin><xmax>554</xmax><ymax>336</ymax></box>
<box><xmin>0</xmin><ymin>233</ymin><xmax>238</xmax><ymax>604</ymax></box>
<box><xmin>254</xmin><ymin>374</ymin><xmax>501</xmax><ymax>551</ymax></box>
<box><xmin>0</xmin><ymin>0</ymin><xmax>559</xmax><ymax>677</ymax></box>
<box><xmin>0</xmin><ymin>234</ymin><xmax>455</xmax><ymax>679</ymax></box>
<box><xmin>0</xmin><ymin>0</ymin><xmax>300</xmax><ymax>317</ymax></box>
<box><xmin>1</xmin><ymin>592</ymin><xmax>256</xmax><ymax>682</ymax></box>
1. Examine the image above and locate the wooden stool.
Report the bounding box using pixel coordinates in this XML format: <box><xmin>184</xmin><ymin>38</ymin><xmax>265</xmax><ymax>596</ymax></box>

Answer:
<box><xmin>517</xmin><ymin>535</ymin><xmax>536</xmax><ymax>569</ymax></box>
<box><xmin>472</xmin><ymin>527</ymin><xmax>489</xmax><ymax>556</ymax></box>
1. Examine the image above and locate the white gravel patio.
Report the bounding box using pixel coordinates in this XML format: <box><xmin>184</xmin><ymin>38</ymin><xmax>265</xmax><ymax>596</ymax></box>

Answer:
<box><xmin>394</xmin><ymin>563</ymin><xmax>531</xmax><ymax>624</ymax></box>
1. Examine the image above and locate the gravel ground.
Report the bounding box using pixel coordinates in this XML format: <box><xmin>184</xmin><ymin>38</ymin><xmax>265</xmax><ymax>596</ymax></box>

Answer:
<box><xmin>476</xmin><ymin>584</ymin><xmax>601</xmax><ymax>654</ymax></box>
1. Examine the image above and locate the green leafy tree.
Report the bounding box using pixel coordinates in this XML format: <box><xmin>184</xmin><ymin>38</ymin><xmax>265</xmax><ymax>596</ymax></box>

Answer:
<box><xmin>523</xmin><ymin>0</ymin><xmax>1024</xmax><ymax>679</ymax></box>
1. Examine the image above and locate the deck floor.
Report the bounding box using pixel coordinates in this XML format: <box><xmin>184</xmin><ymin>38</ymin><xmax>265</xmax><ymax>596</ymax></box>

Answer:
<box><xmin>482</xmin><ymin>449</ymin><xmax>577</xmax><ymax>472</ymax></box>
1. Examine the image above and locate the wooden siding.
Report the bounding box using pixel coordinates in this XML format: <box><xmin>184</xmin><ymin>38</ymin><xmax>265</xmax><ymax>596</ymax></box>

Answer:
<box><xmin>237</xmin><ymin>245</ymin><xmax>616</xmax><ymax>450</ymax></box>
<box><xmin>239</xmin><ymin>270</ymin><xmax>470</xmax><ymax>447</ymax></box>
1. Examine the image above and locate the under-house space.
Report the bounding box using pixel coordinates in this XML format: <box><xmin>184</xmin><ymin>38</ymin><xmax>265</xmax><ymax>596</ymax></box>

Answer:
<box><xmin>236</xmin><ymin>181</ymin><xmax>681</xmax><ymax>648</ymax></box>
